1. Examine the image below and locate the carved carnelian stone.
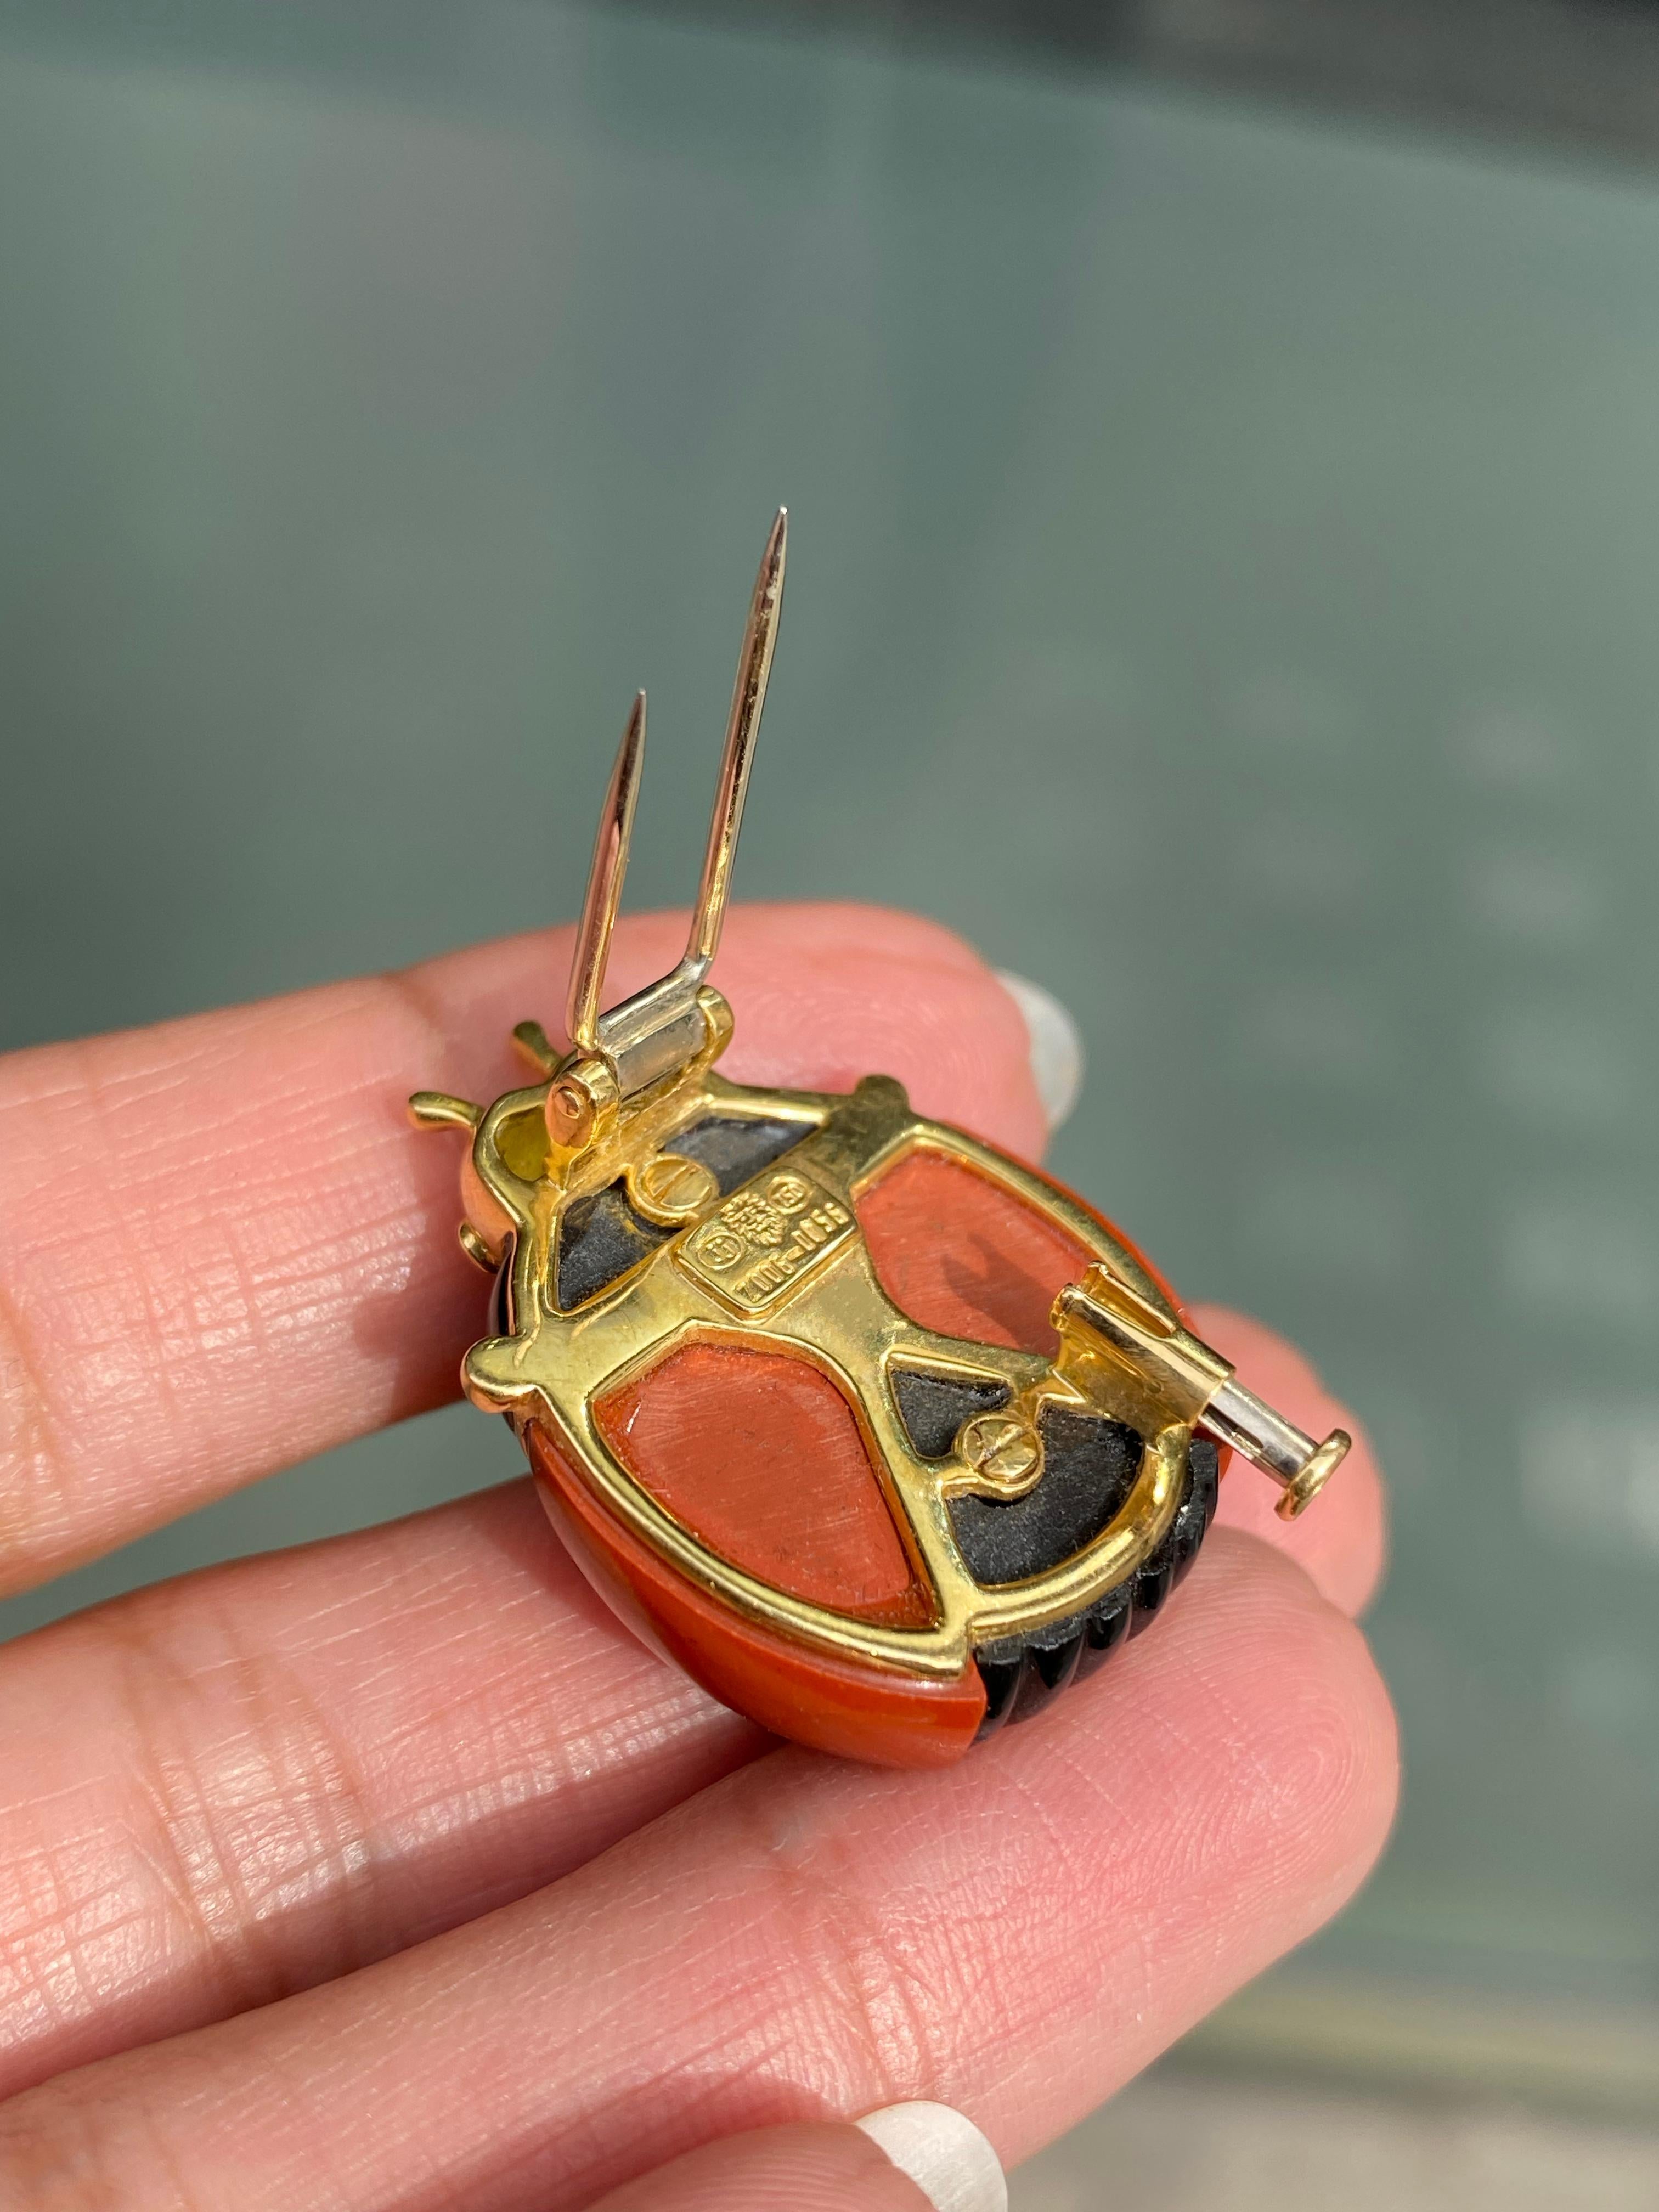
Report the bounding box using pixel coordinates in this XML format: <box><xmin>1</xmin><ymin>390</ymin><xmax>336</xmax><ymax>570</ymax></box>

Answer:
<box><xmin>594</xmin><ymin>1341</ymin><xmax>932</xmax><ymax>1628</ymax></box>
<box><xmin>523</xmin><ymin>1147</ymin><xmax>1212</xmax><ymax>1767</ymax></box>
<box><xmin>857</xmin><ymin>1147</ymin><xmax>1186</xmax><ymax>1349</ymax></box>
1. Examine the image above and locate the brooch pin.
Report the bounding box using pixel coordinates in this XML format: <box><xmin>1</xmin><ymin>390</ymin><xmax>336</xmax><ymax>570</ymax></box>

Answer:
<box><xmin>412</xmin><ymin>511</ymin><xmax>1348</xmax><ymax>1766</ymax></box>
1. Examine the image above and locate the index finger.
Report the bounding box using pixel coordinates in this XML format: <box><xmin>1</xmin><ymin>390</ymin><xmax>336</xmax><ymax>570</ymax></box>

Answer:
<box><xmin>0</xmin><ymin>903</ymin><xmax>1045</xmax><ymax>1596</ymax></box>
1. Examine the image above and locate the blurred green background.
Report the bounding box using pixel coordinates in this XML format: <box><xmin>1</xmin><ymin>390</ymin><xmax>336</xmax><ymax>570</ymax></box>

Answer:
<box><xmin>4</xmin><ymin>0</ymin><xmax>1659</xmax><ymax>2129</ymax></box>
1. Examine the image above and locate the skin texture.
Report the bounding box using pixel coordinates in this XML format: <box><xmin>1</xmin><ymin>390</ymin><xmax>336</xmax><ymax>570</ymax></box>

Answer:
<box><xmin>0</xmin><ymin>905</ymin><xmax>1045</xmax><ymax>1595</ymax></box>
<box><xmin>0</xmin><ymin>904</ymin><xmax>1396</xmax><ymax>2209</ymax></box>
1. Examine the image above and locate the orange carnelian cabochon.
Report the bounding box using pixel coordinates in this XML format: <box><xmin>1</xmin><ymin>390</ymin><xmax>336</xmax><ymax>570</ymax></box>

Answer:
<box><xmin>857</xmin><ymin>1149</ymin><xmax>1097</xmax><ymax>1355</ymax></box>
<box><xmin>594</xmin><ymin>1342</ymin><xmax>933</xmax><ymax>1628</ymax></box>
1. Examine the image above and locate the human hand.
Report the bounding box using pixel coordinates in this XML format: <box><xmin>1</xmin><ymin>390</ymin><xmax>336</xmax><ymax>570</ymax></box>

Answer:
<box><xmin>0</xmin><ymin>904</ymin><xmax>1394</xmax><ymax>2209</ymax></box>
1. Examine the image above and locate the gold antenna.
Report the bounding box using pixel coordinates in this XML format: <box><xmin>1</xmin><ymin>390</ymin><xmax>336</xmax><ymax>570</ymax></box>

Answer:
<box><xmin>683</xmin><ymin>506</ymin><xmax>787</xmax><ymax>979</ymax></box>
<box><xmin>566</xmin><ymin>690</ymin><xmax>646</xmax><ymax>1054</ymax></box>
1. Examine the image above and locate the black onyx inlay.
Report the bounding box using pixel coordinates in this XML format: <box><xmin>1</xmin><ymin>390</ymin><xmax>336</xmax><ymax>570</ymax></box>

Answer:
<box><xmin>950</xmin><ymin>1406</ymin><xmax>1142</xmax><ymax>1588</ymax></box>
<box><xmin>971</xmin><ymin>1437</ymin><xmax>1221</xmax><ymax>1739</ymax></box>
<box><xmin>555</xmin><ymin>1184</ymin><xmax>670</xmax><ymax>1311</ymax></box>
<box><xmin>552</xmin><ymin>1114</ymin><xmax>809</xmax><ymax>1312</ymax></box>
<box><xmin>664</xmin><ymin>1114</ymin><xmax>806</xmax><ymax>1195</ymax></box>
<box><xmin>890</xmin><ymin>1368</ymin><xmax>1013</xmax><ymax>1462</ymax></box>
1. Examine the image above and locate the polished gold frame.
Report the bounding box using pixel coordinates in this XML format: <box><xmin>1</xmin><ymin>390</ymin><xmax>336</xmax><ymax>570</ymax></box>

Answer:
<box><xmin>412</xmin><ymin>510</ymin><xmax>1346</xmax><ymax>1686</ymax></box>
<box><xmin>441</xmin><ymin>1039</ymin><xmax>1190</xmax><ymax>1680</ymax></box>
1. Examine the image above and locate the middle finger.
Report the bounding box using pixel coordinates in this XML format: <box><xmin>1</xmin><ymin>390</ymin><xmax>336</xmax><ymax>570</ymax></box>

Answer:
<box><xmin>0</xmin><ymin>904</ymin><xmax>1042</xmax><ymax>1598</ymax></box>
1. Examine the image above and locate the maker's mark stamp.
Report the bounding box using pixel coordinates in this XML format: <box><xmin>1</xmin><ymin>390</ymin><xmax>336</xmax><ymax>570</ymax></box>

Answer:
<box><xmin>678</xmin><ymin>1164</ymin><xmax>855</xmax><ymax>1313</ymax></box>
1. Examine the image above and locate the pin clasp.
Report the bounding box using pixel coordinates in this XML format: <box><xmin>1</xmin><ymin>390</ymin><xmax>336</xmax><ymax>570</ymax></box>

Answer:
<box><xmin>1055</xmin><ymin>1266</ymin><xmax>1350</xmax><ymax>1519</ymax></box>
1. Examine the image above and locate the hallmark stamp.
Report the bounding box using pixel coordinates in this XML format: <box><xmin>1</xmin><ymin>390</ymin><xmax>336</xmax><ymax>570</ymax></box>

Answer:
<box><xmin>678</xmin><ymin>1166</ymin><xmax>856</xmax><ymax>1313</ymax></box>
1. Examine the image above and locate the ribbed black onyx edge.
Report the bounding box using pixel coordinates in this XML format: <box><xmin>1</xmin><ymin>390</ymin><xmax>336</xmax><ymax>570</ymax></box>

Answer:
<box><xmin>972</xmin><ymin>1438</ymin><xmax>1218</xmax><ymax>1737</ymax></box>
<box><xmin>889</xmin><ymin>1367</ymin><xmax>1221</xmax><ymax>1739</ymax></box>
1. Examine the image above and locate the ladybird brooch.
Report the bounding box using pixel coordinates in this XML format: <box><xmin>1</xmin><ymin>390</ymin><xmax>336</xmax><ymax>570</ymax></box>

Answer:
<box><xmin>412</xmin><ymin>511</ymin><xmax>1348</xmax><ymax>1765</ymax></box>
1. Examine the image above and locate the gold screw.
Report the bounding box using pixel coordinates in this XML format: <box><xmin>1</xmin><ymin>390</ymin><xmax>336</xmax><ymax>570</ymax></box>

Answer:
<box><xmin>956</xmin><ymin>1410</ymin><xmax>1044</xmax><ymax>1496</ymax></box>
<box><xmin>630</xmin><ymin>1152</ymin><xmax>720</xmax><ymax>1226</ymax></box>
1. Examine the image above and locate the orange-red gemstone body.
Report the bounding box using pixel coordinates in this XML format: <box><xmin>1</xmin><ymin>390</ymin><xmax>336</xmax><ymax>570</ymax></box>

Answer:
<box><xmin>595</xmin><ymin>1342</ymin><xmax>933</xmax><ymax>1628</ymax></box>
<box><xmin>527</xmin><ymin>1147</ymin><xmax>1205</xmax><ymax>1764</ymax></box>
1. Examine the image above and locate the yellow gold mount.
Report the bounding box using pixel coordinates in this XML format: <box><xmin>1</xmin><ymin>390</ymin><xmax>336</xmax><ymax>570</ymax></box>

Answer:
<box><xmin>419</xmin><ymin>1011</ymin><xmax>1200</xmax><ymax>1681</ymax></box>
<box><xmin>409</xmin><ymin>509</ymin><xmax>1348</xmax><ymax>1689</ymax></box>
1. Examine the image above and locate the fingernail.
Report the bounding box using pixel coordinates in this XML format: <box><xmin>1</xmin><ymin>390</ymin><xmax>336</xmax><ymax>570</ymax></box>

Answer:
<box><xmin>997</xmin><ymin>970</ymin><xmax>1086</xmax><ymax>1132</ymax></box>
<box><xmin>855</xmin><ymin>2100</ymin><xmax>1008</xmax><ymax>2212</ymax></box>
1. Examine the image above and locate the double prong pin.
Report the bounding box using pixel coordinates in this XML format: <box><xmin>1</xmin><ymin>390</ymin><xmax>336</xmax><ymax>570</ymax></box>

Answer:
<box><xmin>556</xmin><ymin>506</ymin><xmax>786</xmax><ymax>1113</ymax></box>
